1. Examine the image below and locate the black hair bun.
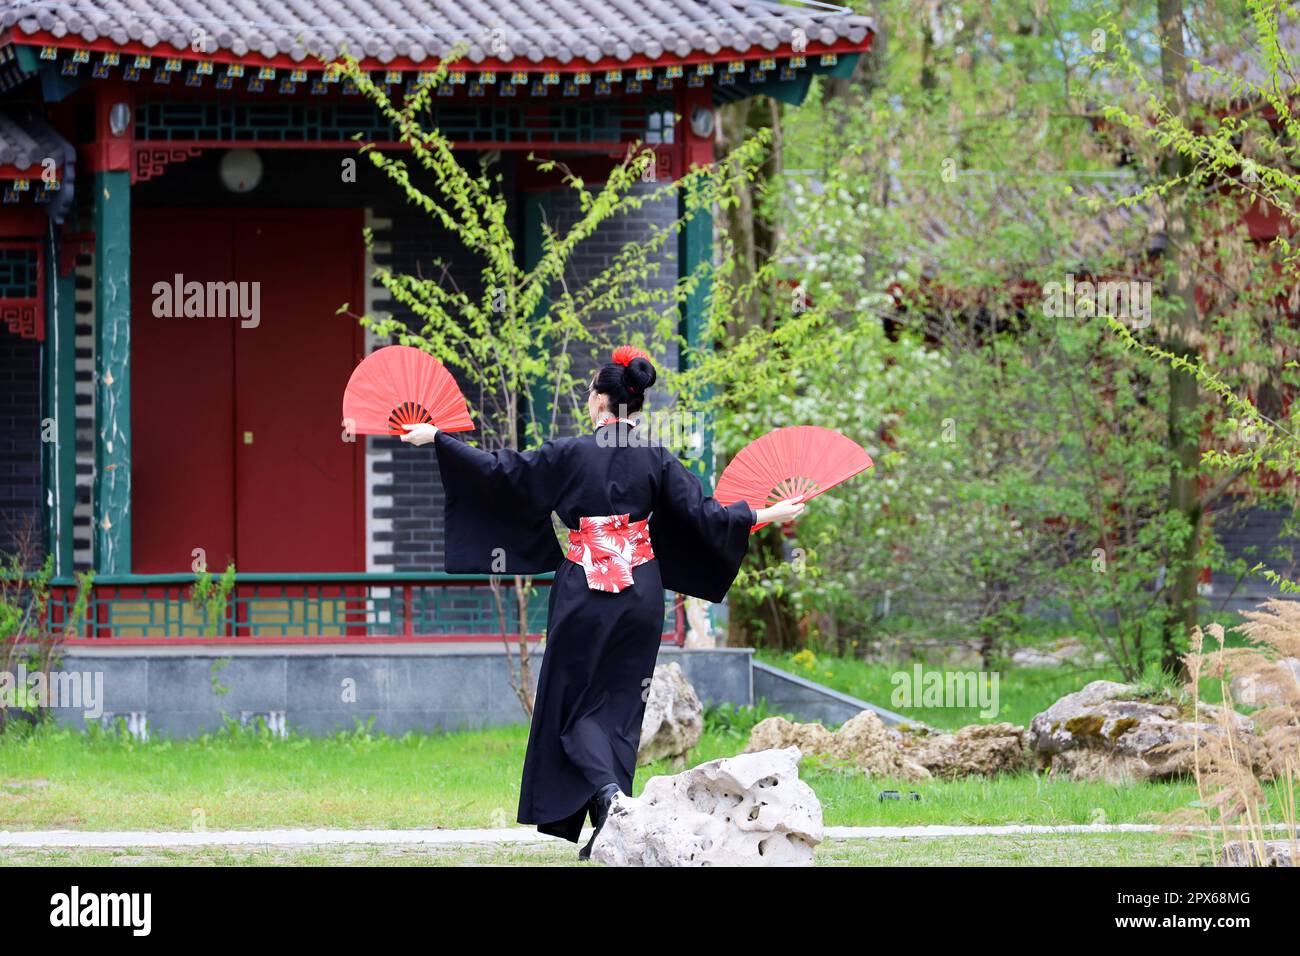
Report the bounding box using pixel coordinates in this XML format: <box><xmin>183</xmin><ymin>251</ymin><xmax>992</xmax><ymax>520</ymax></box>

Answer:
<box><xmin>624</xmin><ymin>356</ymin><xmax>657</xmax><ymax>393</ymax></box>
<box><xmin>593</xmin><ymin>351</ymin><xmax>656</xmax><ymax>414</ymax></box>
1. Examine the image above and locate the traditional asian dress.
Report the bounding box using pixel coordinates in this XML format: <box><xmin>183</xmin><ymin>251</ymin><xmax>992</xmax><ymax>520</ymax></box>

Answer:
<box><xmin>432</xmin><ymin>416</ymin><xmax>756</xmax><ymax>842</ymax></box>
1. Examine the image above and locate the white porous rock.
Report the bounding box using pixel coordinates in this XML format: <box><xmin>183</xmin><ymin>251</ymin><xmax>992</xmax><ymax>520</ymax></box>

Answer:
<box><xmin>591</xmin><ymin>746</ymin><xmax>822</xmax><ymax>867</ymax></box>
<box><xmin>638</xmin><ymin>662</ymin><xmax>703</xmax><ymax>767</ymax></box>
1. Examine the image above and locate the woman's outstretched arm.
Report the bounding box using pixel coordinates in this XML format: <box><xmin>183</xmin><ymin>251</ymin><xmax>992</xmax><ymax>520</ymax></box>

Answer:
<box><xmin>402</xmin><ymin>423</ymin><xmax>570</xmax><ymax>574</ymax></box>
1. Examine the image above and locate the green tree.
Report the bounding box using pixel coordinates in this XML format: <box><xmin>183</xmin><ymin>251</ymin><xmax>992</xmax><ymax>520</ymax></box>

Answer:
<box><xmin>1099</xmin><ymin>0</ymin><xmax>1300</xmax><ymax>605</ymax></box>
<box><xmin>706</xmin><ymin>0</ymin><xmax>1209</xmax><ymax>675</ymax></box>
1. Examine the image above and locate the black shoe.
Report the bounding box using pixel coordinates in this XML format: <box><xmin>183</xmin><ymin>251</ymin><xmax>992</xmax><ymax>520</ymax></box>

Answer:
<box><xmin>577</xmin><ymin>783</ymin><xmax>621</xmax><ymax>862</ymax></box>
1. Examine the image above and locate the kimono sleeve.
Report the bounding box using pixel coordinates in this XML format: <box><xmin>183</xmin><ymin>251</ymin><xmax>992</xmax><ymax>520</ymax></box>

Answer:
<box><xmin>649</xmin><ymin>449</ymin><xmax>758</xmax><ymax>603</ymax></box>
<box><xmin>433</xmin><ymin>429</ymin><xmax>567</xmax><ymax>575</ymax></box>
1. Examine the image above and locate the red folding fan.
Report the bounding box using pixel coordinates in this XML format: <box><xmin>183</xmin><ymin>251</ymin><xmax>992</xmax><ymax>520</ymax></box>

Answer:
<box><xmin>342</xmin><ymin>345</ymin><xmax>475</xmax><ymax>436</ymax></box>
<box><xmin>714</xmin><ymin>426</ymin><xmax>873</xmax><ymax>532</ymax></box>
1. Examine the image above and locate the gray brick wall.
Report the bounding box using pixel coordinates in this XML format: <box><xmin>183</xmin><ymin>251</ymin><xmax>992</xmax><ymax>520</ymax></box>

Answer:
<box><xmin>0</xmin><ymin>332</ymin><xmax>43</xmax><ymax>562</ymax></box>
<box><xmin>365</xmin><ymin>198</ymin><xmax>486</xmax><ymax>571</ymax></box>
<box><xmin>550</xmin><ymin>181</ymin><xmax>679</xmax><ymax>354</ymax></box>
<box><xmin>1207</xmin><ymin>499</ymin><xmax>1300</xmax><ymax>614</ymax></box>
<box><xmin>548</xmin><ymin>182</ymin><xmax>680</xmax><ymax>435</ymax></box>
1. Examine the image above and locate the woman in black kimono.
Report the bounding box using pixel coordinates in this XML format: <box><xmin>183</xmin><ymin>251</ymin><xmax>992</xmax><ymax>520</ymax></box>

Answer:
<box><xmin>400</xmin><ymin>348</ymin><xmax>804</xmax><ymax>859</ymax></box>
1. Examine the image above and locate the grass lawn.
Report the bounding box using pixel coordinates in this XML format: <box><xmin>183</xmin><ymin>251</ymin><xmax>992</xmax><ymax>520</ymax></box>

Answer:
<box><xmin>0</xmin><ymin>833</ymin><xmax>1213</xmax><ymax>867</ymax></box>
<box><xmin>0</xmin><ymin>721</ymin><xmax>1272</xmax><ymax>832</ymax></box>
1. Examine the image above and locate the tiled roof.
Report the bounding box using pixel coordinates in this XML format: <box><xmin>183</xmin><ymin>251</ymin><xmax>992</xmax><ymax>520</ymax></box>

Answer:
<box><xmin>0</xmin><ymin>109</ymin><xmax>75</xmax><ymax>169</ymax></box>
<box><xmin>785</xmin><ymin>169</ymin><xmax>1162</xmax><ymax>279</ymax></box>
<box><xmin>1</xmin><ymin>0</ymin><xmax>874</xmax><ymax>66</ymax></box>
<box><xmin>1189</xmin><ymin>16</ymin><xmax>1300</xmax><ymax>99</ymax></box>
<box><xmin>902</xmin><ymin>171</ymin><xmax>1162</xmax><ymax>273</ymax></box>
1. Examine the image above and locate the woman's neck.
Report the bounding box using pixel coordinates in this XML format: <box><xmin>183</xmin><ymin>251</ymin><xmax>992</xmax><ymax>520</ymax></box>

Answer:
<box><xmin>595</xmin><ymin>413</ymin><xmax>637</xmax><ymax>427</ymax></box>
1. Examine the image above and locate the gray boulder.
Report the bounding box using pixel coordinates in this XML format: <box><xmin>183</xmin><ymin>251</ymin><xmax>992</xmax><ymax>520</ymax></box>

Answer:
<box><xmin>901</xmin><ymin>722</ymin><xmax>1030</xmax><ymax>779</ymax></box>
<box><xmin>1220</xmin><ymin>841</ymin><xmax>1295</xmax><ymax>867</ymax></box>
<box><xmin>1028</xmin><ymin>680</ymin><xmax>1261</xmax><ymax>782</ymax></box>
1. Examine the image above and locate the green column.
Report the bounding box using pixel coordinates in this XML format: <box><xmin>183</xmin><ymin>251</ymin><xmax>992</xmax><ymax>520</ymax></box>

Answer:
<box><xmin>43</xmin><ymin>230</ymin><xmax>77</xmax><ymax>577</ymax></box>
<box><xmin>93</xmin><ymin>170</ymin><xmax>131</xmax><ymax>574</ymax></box>
<box><xmin>678</xmin><ymin>179</ymin><xmax>715</xmax><ymax>489</ymax></box>
<box><xmin>521</xmin><ymin>190</ymin><xmax>552</xmax><ymax>440</ymax></box>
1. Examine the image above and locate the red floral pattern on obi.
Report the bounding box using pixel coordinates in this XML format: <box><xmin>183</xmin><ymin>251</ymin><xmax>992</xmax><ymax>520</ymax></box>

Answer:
<box><xmin>565</xmin><ymin>513</ymin><xmax>655</xmax><ymax>593</ymax></box>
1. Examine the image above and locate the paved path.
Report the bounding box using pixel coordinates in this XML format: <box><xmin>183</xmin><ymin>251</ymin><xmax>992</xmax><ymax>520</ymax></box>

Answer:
<box><xmin>1</xmin><ymin>823</ymin><xmax>1290</xmax><ymax>848</ymax></box>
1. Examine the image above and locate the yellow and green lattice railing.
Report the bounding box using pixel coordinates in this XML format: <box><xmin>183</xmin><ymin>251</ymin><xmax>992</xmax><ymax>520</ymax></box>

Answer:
<box><xmin>42</xmin><ymin>573</ymin><xmax>682</xmax><ymax>643</ymax></box>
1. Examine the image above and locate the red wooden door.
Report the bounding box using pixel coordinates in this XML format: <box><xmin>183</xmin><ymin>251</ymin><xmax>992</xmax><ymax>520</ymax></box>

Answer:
<box><xmin>232</xmin><ymin>211</ymin><xmax>363</xmax><ymax>572</ymax></box>
<box><xmin>131</xmin><ymin>208</ymin><xmax>363</xmax><ymax>574</ymax></box>
<box><xmin>132</xmin><ymin>209</ymin><xmax>237</xmax><ymax>574</ymax></box>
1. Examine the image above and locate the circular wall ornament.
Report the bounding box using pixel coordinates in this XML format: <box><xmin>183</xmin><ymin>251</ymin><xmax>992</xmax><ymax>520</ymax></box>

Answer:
<box><xmin>219</xmin><ymin>149</ymin><xmax>263</xmax><ymax>193</ymax></box>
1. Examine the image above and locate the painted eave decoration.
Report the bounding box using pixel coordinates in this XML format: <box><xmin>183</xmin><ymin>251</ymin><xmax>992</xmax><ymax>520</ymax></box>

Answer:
<box><xmin>0</xmin><ymin>0</ymin><xmax>874</xmax><ymax>103</ymax></box>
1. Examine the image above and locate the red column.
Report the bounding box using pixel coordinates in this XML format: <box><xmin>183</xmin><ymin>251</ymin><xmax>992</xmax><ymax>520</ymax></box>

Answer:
<box><xmin>678</xmin><ymin>82</ymin><xmax>716</xmax><ymax>172</ymax></box>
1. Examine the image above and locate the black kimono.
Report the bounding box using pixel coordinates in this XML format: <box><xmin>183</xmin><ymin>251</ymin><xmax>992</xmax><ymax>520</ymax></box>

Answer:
<box><xmin>432</xmin><ymin>419</ymin><xmax>756</xmax><ymax>842</ymax></box>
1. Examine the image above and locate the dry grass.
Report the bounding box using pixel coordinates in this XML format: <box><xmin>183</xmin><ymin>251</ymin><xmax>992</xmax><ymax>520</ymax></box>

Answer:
<box><xmin>1170</xmin><ymin>599</ymin><xmax>1299</xmax><ymax>865</ymax></box>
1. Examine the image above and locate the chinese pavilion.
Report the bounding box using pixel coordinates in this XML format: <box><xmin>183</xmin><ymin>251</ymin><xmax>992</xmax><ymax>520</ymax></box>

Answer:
<box><xmin>0</xmin><ymin>0</ymin><xmax>873</xmax><ymax>642</ymax></box>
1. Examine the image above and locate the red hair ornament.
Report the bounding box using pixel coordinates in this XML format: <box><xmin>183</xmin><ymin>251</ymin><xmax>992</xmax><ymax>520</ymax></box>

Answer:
<box><xmin>612</xmin><ymin>346</ymin><xmax>651</xmax><ymax>392</ymax></box>
<box><xmin>612</xmin><ymin>345</ymin><xmax>650</xmax><ymax>367</ymax></box>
